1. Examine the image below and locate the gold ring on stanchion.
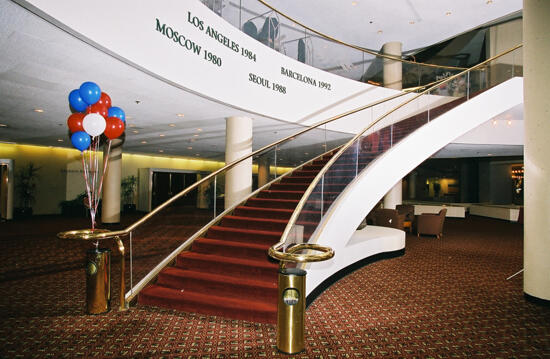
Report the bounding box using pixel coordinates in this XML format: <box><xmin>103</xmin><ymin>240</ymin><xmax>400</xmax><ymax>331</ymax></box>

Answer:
<box><xmin>57</xmin><ymin>229</ymin><xmax>112</xmax><ymax>241</ymax></box>
<box><xmin>268</xmin><ymin>243</ymin><xmax>334</xmax><ymax>263</ymax></box>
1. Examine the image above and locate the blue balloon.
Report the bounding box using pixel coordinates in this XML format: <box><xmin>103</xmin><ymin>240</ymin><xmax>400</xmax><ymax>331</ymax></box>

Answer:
<box><xmin>71</xmin><ymin>131</ymin><xmax>91</xmax><ymax>152</ymax></box>
<box><xmin>68</xmin><ymin>89</ymin><xmax>87</xmax><ymax>112</ymax></box>
<box><xmin>108</xmin><ymin>106</ymin><xmax>126</xmax><ymax>123</ymax></box>
<box><xmin>79</xmin><ymin>81</ymin><xmax>101</xmax><ymax>105</ymax></box>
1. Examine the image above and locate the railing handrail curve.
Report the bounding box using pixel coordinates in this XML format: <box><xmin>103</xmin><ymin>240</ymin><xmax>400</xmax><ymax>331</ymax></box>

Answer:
<box><xmin>256</xmin><ymin>0</ymin><xmax>468</xmax><ymax>71</ymax></box>
<box><xmin>58</xmin><ymin>90</ymin><xmax>416</xmax><ymax>242</ymax></box>
<box><xmin>270</xmin><ymin>43</ymin><xmax>523</xmax><ymax>255</ymax></box>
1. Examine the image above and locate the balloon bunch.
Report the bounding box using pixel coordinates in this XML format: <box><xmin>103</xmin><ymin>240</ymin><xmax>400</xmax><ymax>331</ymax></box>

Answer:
<box><xmin>67</xmin><ymin>81</ymin><xmax>126</xmax><ymax>231</ymax></box>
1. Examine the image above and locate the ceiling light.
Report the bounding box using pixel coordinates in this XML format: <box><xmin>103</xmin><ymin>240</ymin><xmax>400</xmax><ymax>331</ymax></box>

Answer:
<box><xmin>196</xmin><ymin>128</ymin><xmax>202</xmax><ymax>132</ymax></box>
<box><xmin>33</xmin><ymin>108</ymin><xmax>44</xmax><ymax>113</ymax></box>
<box><xmin>141</xmin><ymin>141</ymin><xmax>147</xmax><ymax>144</ymax></box>
<box><xmin>507</xmin><ymin>120</ymin><xmax>512</xmax><ymax>125</ymax></box>
<box><xmin>409</xmin><ymin>21</ymin><xmax>415</xmax><ymax>24</ymax></box>
<box><xmin>158</xmin><ymin>149</ymin><xmax>164</xmax><ymax>153</ymax></box>
<box><xmin>132</xmin><ymin>130</ymin><xmax>139</xmax><ymax>134</ymax></box>
<box><xmin>445</xmin><ymin>11</ymin><xmax>452</xmax><ymax>16</ymax></box>
<box><xmin>351</xmin><ymin>1</ymin><xmax>357</xmax><ymax>5</ymax></box>
<box><xmin>195</xmin><ymin>153</ymin><xmax>201</xmax><ymax>156</ymax></box>
<box><xmin>128</xmin><ymin>124</ymin><xmax>135</xmax><ymax>128</ymax></box>
<box><xmin>187</xmin><ymin>146</ymin><xmax>193</xmax><ymax>150</ymax></box>
<box><xmin>488</xmin><ymin>153</ymin><xmax>493</xmax><ymax>156</ymax></box>
<box><xmin>159</xmin><ymin>134</ymin><xmax>165</xmax><ymax>137</ymax></box>
<box><xmin>377</xmin><ymin>30</ymin><xmax>383</xmax><ymax>34</ymax></box>
<box><xmin>0</xmin><ymin>124</ymin><xmax>7</xmax><ymax>127</ymax></box>
<box><xmin>169</xmin><ymin>124</ymin><xmax>176</xmax><ymax>127</ymax></box>
<box><xmin>126</xmin><ymin>116</ymin><xmax>133</xmax><ymax>120</ymax></box>
<box><xmin>177</xmin><ymin>113</ymin><xmax>185</xmax><ymax>117</ymax></box>
<box><xmin>57</xmin><ymin>139</ymin><xmax>63</xmax><ymax>142</ymax></box>
<box><xmin>492</xmin><ymin>120</ymin><xmax>497</xmax><ymax>125</ymax></box>
<box><xmin>193</xmin><ymin>134</ymin><xmax>199</xmax><ymax>137</ymax></box>
<box><xmin>486</xmin><ymin>0</ymin><xmax>493</xmax><ymax>4</ymax></box>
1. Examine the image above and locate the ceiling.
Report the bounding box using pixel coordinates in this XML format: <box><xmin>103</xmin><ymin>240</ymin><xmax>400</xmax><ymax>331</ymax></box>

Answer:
<box><xmin>0</xmin><ymin>0</ymin><xmax>523</xmax><ymax>164</ymax></box>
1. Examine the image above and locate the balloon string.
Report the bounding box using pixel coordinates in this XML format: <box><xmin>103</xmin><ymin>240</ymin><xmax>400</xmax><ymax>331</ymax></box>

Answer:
<box><xmin>95</xmin><ymin>139</ymin><xmax>112</xmax><ymax>214</ymax></box>
<box><xmin>81</xmin><ymin>154</ymin><xmax>95</xmax><ymax>231</ymax></box>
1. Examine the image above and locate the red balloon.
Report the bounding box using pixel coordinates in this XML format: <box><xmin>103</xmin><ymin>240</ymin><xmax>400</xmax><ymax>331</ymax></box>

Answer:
<box><xmin>97</xmin><ymin>92</ymin><xmax>112</xmax><ymax>108</ymax></box>
<box><xmin>86</xmin><ymin>103</ymin><xmax>109</xmax><ymax>118</ymax></box>
<box><xmin>104</xmin><ymin>117</ymin><xmax>125</xmax><ymax>139</ymax></box>
<box><xmin>67</xmin><ymin>113</ymin><xmax>85</xmax><ymax>133</ymax></box>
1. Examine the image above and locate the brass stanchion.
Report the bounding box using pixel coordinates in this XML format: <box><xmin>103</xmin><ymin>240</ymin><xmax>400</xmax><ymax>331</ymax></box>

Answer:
<box><xmin>85</xmin><ymin>248</ymin><xmax>111</xmax><ymax>314</ymax></box>
<box><xmin>277</xmin><ymin>267</ymin><xmax>306</xmax><ymax>354</ymax></box>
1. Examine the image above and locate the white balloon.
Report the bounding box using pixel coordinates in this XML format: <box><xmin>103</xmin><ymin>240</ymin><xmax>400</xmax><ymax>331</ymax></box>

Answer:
<box><xmin>83</xmin><ymin>113</ymin><xmax>106</xmax><ymax>137</ymax></box>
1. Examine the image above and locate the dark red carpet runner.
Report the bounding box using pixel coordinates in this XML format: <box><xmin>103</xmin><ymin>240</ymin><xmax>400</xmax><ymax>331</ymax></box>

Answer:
<box><xmin>138</xmin><ymin>153</ymin><xmax>338</xmax><ymax>323</ymax></box>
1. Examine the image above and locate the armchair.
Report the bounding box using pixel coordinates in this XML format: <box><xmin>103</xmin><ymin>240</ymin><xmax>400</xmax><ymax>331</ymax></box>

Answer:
<box><xmin>416</xmin><ymin>208</ymin><xmax>447</xmax><ymax>239</ymax></box>
<box><xmin>396</xmin><ymin>204</ymin><xmax>415</xmax><ymax>222</ymax></box>
<box><xmin>374</xmin><ymin>209</ymin><xmax>406</xmax><ymax>230</ymax></box>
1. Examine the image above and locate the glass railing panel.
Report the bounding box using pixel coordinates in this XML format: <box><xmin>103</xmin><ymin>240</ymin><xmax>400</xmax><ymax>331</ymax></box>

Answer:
<box><xmin>279</xmin><ymin>45</ymin><xmax>522</xmax><ymax>250</ymax></box>
<box><xmin>204</xmin><ymin>0</ymin><xmax>466</xmax><ymax>87</ymax></box>
<box><xmin>123</xmin><ymin>172</ymin><xmax>224</xmax><ymax>296</ymax></box>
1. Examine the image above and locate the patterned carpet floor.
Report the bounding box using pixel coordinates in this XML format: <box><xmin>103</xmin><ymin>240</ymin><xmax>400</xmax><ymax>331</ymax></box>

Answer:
<box><xmin>0</xmin><ymin>214</ymin><xmax>549</xmax><ymax>358</ymax></box>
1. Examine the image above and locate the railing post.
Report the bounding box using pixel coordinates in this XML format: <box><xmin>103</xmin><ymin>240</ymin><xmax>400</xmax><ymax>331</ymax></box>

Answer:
<box><xmin>114</xmin><ymin>236</ymin><xmax>128</xmax><ymax>311</ymax></box>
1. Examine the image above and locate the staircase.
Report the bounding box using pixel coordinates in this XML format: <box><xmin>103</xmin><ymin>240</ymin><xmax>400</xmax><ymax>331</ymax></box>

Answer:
<box><xmin>138</xmin><ymin>152</ymin><xmax>338</xmax><ymax>323</ymax></box>
<box><xmin>137</xmin><ymin>92</ymin><xmax>475</xmax><ymax>323</ymax></box>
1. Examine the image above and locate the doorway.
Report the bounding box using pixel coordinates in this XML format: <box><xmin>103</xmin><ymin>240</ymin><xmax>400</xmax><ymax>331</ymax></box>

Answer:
<box><xmin>151</xmin><ymin>171</ymin><xmax>198</xmax><ymax>209</ymax></box>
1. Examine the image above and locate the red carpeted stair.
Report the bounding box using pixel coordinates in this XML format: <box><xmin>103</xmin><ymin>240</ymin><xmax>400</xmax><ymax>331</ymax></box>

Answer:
<box><xmin>138</xmin><ymin>94</ymin><xmax>471</xmax><ymax>323</ymax></box>
<box><xmin>138</xmin><ymin>152</ymin><xmax>339</xmax><ymax>323</ymax></box>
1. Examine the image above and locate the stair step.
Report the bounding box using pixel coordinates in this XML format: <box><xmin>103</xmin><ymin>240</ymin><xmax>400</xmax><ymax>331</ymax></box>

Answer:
<box><xmin>138</xmin><ymin>285</ymin><xmax>277</xmax><ymax>323</ymax></box>
<box><xmin>206</xmin><ymin>225</ymin><xmax>282</xmax><ymax>244</ymax></box>
<box><xmin>156</xmin><ymin>268</ymin><xmax>278</xmax><ymax>303</ymax></box>
<box><xmin>234</xmin><ymin>206</ymin><xmax>293</xmax><ymax>220</ymax></box>
<box><xmin>221</xmin><ymin>215</ymin><xmax>289</xmax><ymax>232</ymax></box>
<box><xmin>257</xmin><ymin>190</ymin><xmax>304</xmax><ymax>200</ymax></box>
<box><xmin>176</xmin><ymin>252</ymin><xmax>278</xmax><ymax>280</ymax></box>
<box><xmin>192</xmin><ymin>237</ymin><xmax>271</xmax><ymax>260</ymax></box>
<box><xmin>279</xmin><ymin>176</ymin><xmax>315</xmax><ymax>183</ymax></box>
<box><xmin>245</xmin><ymin>197</ymin><xmax>299</xmax><ymax>209</ymax></box>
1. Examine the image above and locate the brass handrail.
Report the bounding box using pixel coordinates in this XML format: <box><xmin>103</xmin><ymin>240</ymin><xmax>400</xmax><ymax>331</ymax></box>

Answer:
<box><xmin>124</xmin><ymin>147</ymin><xmax>337</xmax><ymax>304</ymax></box>
<box><xmin>256</xmin><ymin>0</ymin><xmax>467</xmax><ymax>71</ymax></box>
<box><xmin>268</xmin><ymin>243</ymin><xmax>334</xmax><ymax>263</ymax></box>
<box><xmin>57</xmin><ymin>90</ymin><xmax>414</xmax><ymax>243</ymax></box>
<box><xmin>270</xmin><ymin>43</ymin><xmax>523</xmax><ymax>259</ymax></box>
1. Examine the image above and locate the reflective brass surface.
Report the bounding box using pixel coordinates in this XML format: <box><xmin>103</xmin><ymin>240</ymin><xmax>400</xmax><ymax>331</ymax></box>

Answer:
<box><xmin>277</xmin><ymin>268</ymin><xmax>306</xmax><ymax>354</ymax></box>
<box><xmin>268</xmin><ymin>243</ymin><xmax>335</xmax><ymax>263</ymax></box>
<box><xmin>274</xmin><ymin>44</ymin><xmax>522</xmax><ymax>254</ymax></box>
<box><xmin>57</xmin><ymin>228</ymin><xmax>111</xmax><ymax>240</ymax></box>
<box><xmin>86</xmin><ymin>248</ymin><xmax>111</xmax><ymax>314</ymax></box>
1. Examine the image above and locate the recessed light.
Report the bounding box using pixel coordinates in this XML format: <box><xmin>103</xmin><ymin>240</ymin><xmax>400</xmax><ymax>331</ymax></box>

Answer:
<box><xmin>377</xmin><ymin>30</ymin><xmax>383</xmax><ymax>34</ymax></box>
<box><xmin>187</xmin><ymin>146</ymin><xmax>193</xmax><ymax>150</ymax></box>
<box><xmin>141</xmin><ymin>141</ymin><xmax>147</xmax><ymax>144</ymax></box>
<box><xmin>445</xmin><ymin>11</ymin><xmax>452</xmax><ymax>16</ymax></box>
<box><xmin>0</xmin><ymin>124</ymin><xmax>7</xmax><ymax>127</ymax></box>
<box><xmin>351</xmin><ymin>1</ymin><xmax>357</xmax><ymax>5</ymax></box>
<box><xmin>57</xmin><ymin>139</ymin><xmax>63</xmax><ymax>142</ymax></box>
<box><xmin>488</xmin><ymin>153</ymin><xmax>493</xmax><ymax>156</ymax></box>
<box><xmin>159</xmin><ymin>134</ymin><xmax>165</xmax><ymax>137</ymax></box>
<box><xmin>507</xmin><ymin>120</ymin><xmax>512</xmax><ymax>125</ymax></box>
<box><xmin>196</xmin><ymin>128</ymin><xmax>202</xmax><ymax>132</ymax></box>
<box><xmin>195</xmin><ymin>153</ymin><xmax>201</xmax><ymax>156</ymax></box>
<box><xmin>409</xmin><ymin>21</ymin><xmax>415</xmax><ymax>24</ymax></box>
<box><xmin>34</xmin><ymin>108</ymin><xmax>44</xmax><ymax>113</ymax></box>
<box><xmin>158</xmin><ymin>149</ymin><xmax>164</xmax><ymax>153</ymax></box>
<box><xmin>128</xmin><ymin>124</ymin><xmax>135</xmax><ymax>128</ymax></box>
<box><xmin>492</xmin><ymin>120</ymin><xmax>497</xmax><ymax>125</ymax></box>
<box><xmin>177</xmin><ymin>113</ymin><xmax>185</xmax><ymax>117</ymax></box>
<box><xmin>169</xmin><ymin>124</ymin><xmax>176</xmax><ymax>127</ymax></box>
<box><xmin>132</xmin><ymin>130</ymin><xmax>139</xmax><ymax>134</ymax></box>
<box><xmin>486</xmin><ymin>0</ymin><xmax>493</xmax><ymax>4</ymax></box>
<box><xmin>193</xmin><ymin>134</ymin><xmax>199</xmax><ymax>137</ymax></box>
